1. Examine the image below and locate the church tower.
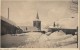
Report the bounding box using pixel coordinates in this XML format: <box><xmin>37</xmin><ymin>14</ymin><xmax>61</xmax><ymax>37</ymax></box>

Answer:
<box><xmin>33</xmin><ymin>12</ymin><xmax>41</xmax><ymax>31</ymax></box>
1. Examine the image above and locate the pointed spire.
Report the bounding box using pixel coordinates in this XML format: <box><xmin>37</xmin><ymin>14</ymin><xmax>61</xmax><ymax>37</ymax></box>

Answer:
<box><xmin>36</xmin><ymin>12</ymin><xmax>39</xmax><ymax>19</ymax></box>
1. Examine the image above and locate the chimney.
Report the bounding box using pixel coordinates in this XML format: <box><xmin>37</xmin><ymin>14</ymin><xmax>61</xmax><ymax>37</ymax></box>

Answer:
<box><xmin>8</xmin><ymin>8</ymin><xmax>9</xmax><ymax>19</ymax></box>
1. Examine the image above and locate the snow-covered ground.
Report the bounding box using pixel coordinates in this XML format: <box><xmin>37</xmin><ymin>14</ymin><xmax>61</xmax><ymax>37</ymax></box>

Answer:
<box><xmin>1</xmin><ymin>31</ymin><xmax>77</xmax><ymax>48</ymax></box>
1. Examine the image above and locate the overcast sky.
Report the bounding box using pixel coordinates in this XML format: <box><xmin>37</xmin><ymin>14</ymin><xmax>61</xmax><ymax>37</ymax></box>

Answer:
<box><xmin>1</xmin><ymin>0</ymin><xmax>78</xmax><ymax>27</ymax></box>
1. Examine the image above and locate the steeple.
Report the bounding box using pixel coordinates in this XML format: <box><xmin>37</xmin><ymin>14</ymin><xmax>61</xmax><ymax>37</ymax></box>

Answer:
<box><xmin>36</xmin><ymin>12</ymin><xmax>39</xmax><ymax>19</ymax></box>
<box><xmin>33</xmin><ymin>12</ymin><xmax>41</xmax><ymax>31</ymax></box>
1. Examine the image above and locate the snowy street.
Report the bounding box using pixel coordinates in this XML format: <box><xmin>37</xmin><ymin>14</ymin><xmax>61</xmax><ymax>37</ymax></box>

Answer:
<box><xmin>1</xmin><ymin>31</ymin><xmax>77</xmax><ymax>48</ymax></box>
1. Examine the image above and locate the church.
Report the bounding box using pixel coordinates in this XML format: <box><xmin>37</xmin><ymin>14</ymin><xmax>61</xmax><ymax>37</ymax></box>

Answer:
<box><xmin>33</xmin><ymin>12</ymin><xmax>41</xmax><ymax>31</ymax></box>
<box><xmin>20</xmin><ymin>13</ymin><xmax>41</xmax><ymax>32</ymax></box>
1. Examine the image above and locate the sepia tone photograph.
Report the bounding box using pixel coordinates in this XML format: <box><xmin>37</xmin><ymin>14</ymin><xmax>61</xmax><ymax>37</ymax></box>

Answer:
<box><xmin>1</xmin><ymin>0</ymin><xmax>78</xmax><ymax>48</ymax></box>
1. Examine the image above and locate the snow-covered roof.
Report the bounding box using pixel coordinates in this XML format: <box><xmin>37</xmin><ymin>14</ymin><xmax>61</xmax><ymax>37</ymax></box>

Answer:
<box><xmin>49</xmin><ymin>26</ymin><xmax>59</xmax><ymax>28</ymax></box>
<box><xmin>20</xmin><ymin>26</ymin><xmax>38</xmax><ymax>31</ymax></box>
<box><xmin>48</xmin><ymin>18</ymin><xmax>78</xmax><ymax>29</ymax></box>
<box><xmin>48</xmin><ymin>26</ymin><xmax>77</xmax><ymax>29</ymax></box>
<box><xmin>34</xmin><ymin>18</ymin><xmax>41</xmax><ymax>21</ymax></box>
<box><xmin>1</xmin><ymin>16</ymin><xmax>17</xmax><ymax>27</ymax></box>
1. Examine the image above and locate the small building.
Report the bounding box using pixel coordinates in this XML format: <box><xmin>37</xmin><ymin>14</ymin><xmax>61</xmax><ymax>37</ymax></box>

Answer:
<box><xmin>48</xmin><ymin>25</ymin><xmax>78</xmax><ymax>35</ymax></box>
<box><xmin>1</xmin><ymin>16</ymin><xmax>18</xmax><ymax>35</ymax></box>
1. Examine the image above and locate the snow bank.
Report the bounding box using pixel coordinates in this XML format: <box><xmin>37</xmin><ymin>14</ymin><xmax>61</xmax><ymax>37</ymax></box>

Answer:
<box><xmin>39</xmin><ymin>34</ymin><xmax>48</xmax><ymax>43</ymax></box>
<box><xmin>48</xmin><ymin>31</ymin><xmax>73</xmax><ymax>40</ymax></box>
<box><xmin>26</xmin><ymin>32</ymin><xmax>42</xmax><ymax>41</ymax></box>
<box><xmin>1</xmin><ymin>32</ymin><xmax>77</xmax><ymax>48</ymax></box>
<box><xmin>1</xmin><ymin>34</ymin><xmax>27</xmax><ymax>48</ymax></box>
